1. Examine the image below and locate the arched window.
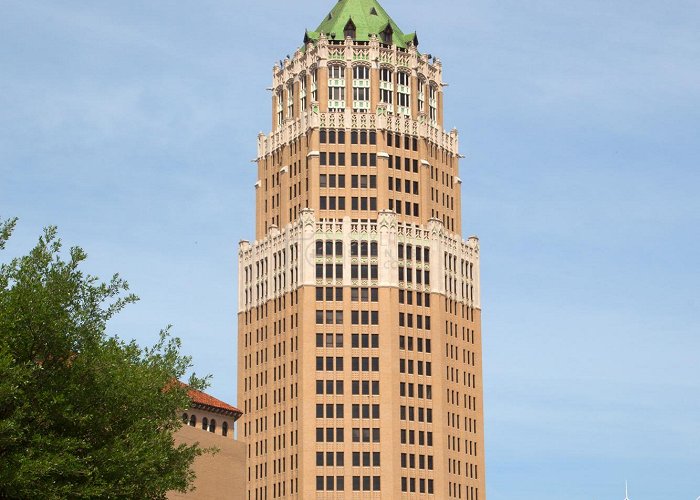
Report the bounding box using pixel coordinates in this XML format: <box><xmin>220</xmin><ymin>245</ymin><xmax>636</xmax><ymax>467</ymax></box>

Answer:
<box><xmin>202</xmin><ymin>417</ymin><xmax>208</xmax><ymax>431</ymax></box>
<box><xmin>209</xmin><ymin>419</ymin><xmax>216</xmax><ymax>433</ymax></box>
<box><xmin>181</xmin><ymin>413</ymin><xmax>188</xmax><ymax>423</ymax></box>
<box><xmin>189</xmin><ymin>415</ymin><xmax>196</xmax><ymax>427</ymax></box>
<box><xmin>222</xmin><ymin>422</ymin><xmax>229</xmax><ymax>437</ymax></box>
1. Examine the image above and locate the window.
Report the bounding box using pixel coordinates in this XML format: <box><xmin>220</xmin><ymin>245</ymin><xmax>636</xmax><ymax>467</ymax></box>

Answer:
<box><xmin>201</xmin><ymin>417</ymin><xmax>208</xmax><ymax>431</ymax></box>
<box><xmin>209</xmin><ymin>419</ymin><xmax>216</xmax><ymax>433</ymax></box>
<box><xmin>300</xmin><ymin>73</ymin><xmax>307</xmax><ymax>110</ymax></box>
<box><xmin>417</xmin><ymin>77</ymin><xmax>425</xmax><ymax>115</ymax></box>
<box><xmin>344</xmin><ymin>19</ymin><xmax>356</xmax><ymax>39</ymax></box>
<box><xmin>352</xmin><ymin>65</ymin><xmax>370</xmax><ymax>111</ymax></box>
<box><xmin>328</xmin><ymin>65</ymin><xmax>346</xmax><ymax>111</ymax></box>
<box><xmin>381</xmin><ymin>25</ymin><xmax>393</xmax><ymax>45</ymax></box>
<box><xmin>181</xmin><ymin>413</ymin><xmax>188</xmax><ymax>423</ymax></box>
<box><xmin>429</xmin><ymin>83</ymin><xmax>438</xmax><ymax>122</ymax></box>
<box><xmin>286</xmin><ymin>82</ymin><xmax>294</xmax><ymax>119</ymax></box>
<box><xmin>222</xmin><ymin>421</ymin><xmax>228</xmax><ymax>437</ymax></box>
<box><xmin>380</xmin><ymin>68</ymin><xmax>393</xmax><ymax>109</ymax></box>
<box><xmin>311</xmin><ymin>67</ymin><xmax>318</xmax><ymax>103</ymax></box>
<box><xmin>276</xmin><ymin>88</ymin><xmax>284</xmax><ymax>125</ymax></box>
<box><xmin>189</xmin><ymin>414</ymin><xmax>196</xmax><ymax>427</ymax></box>
<box><xmin>397</xmin><ymin>72</ymin><xmax>410</xmax><ymax>116</ymax></box>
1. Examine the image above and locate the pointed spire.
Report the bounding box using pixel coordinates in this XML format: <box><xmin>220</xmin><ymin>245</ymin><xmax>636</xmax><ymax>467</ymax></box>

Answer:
<box><xmin>624</xmin><ymin>481</ymin><xmax>630</xmax><ymax>500</ymax></box>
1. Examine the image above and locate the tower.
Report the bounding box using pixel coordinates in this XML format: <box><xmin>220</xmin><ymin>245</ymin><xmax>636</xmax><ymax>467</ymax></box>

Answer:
<box><xmin>237</xmin><ymin>1</ymin><xmax>485</xmax><ymax>498</ymax></box>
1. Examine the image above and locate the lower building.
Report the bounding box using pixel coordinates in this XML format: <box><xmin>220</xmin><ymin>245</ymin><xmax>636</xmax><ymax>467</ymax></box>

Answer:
<box><xmin>169</xmin><ymin>389</ymin><xmax>245</xmax><ymax>500</ymax></box>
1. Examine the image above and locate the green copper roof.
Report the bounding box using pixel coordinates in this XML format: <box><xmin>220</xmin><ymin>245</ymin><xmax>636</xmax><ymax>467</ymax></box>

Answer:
<box><xmin>305</xmin><ymin>0</ymin><xmax>417</xmax><ymax>49</ymax></box>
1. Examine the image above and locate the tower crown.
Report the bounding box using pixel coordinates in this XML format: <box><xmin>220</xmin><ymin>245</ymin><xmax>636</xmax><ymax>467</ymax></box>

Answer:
<box><xmin>305</xmin><ymin>0</ymin><xmax>418</xmax><ymax>48</ymax></box>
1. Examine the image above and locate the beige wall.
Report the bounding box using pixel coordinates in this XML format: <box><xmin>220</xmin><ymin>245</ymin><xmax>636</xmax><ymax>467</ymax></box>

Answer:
<box><xmin>168</xmin><ymin>424</ymin><xmax>246</xmax><ymax>500</ymax></box>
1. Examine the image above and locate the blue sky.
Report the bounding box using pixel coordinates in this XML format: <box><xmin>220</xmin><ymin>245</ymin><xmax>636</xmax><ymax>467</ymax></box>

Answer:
<box><xmin>1</xmin><ymin>0</ymin><xmax>698</xmax><ymax>498</ymax></box>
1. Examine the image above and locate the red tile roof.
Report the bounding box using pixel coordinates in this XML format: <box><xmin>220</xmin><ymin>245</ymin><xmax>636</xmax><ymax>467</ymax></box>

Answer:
<box><xmin>188</xmin><ymin>388</ymin><xmax>242</xmax><ymax>416</ymax></box>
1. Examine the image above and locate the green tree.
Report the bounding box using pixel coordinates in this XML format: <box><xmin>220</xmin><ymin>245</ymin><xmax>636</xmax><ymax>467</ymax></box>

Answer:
<box><xmin>0</xmin><ymin>217</ymin><xmax>209</xmax><ymax>499</ymax></box>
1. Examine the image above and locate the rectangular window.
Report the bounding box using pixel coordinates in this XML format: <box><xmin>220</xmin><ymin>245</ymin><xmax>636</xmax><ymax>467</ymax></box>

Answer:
<box><xmin>311</xmin><ymin>69</ymin><xmax>318</xmax><ymax>102</ymax></box>
<box><xmin>429</xmin><ymin>84</ymin><xmax>437</xmax><ymax>122</ymax></box>
<box><xmin>328</xmin><ymin>65</ymin><xmax>346</xmax><ymax>111</ymax></box>
<box><xmin>276</xmin><ymin>89</ymin><xmax>284</xmax><ymax>126</ymax></box>
<box><xmin>417</xmin><ymin>78</ymin><xmax>425</xmax><ymax>114</ymax></box>
<box><xmin>380</xmin><ymin>68</ymin><xmax>393</xmax><ymax>109</ymax></box>
<box><xmin>397</xmin><ymin>72</ymin><xmax>410</xmax><ymax>116</ymax></box>
<box><xmin>352</xmin><ymin>65</ymin><xmax>371</xmax><ymax>111</ymax></box>
<box><xmin>287</xmin><ymin>82</ymin><xmax>294</xmax><ymax>119</ymax></box>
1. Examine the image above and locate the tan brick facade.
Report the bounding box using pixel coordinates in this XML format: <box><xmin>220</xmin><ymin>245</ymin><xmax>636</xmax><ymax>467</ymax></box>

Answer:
<box><xmin>238</xmin><ymin>3</ymin><xmax>485</xmax><ymax>499</ymax></box>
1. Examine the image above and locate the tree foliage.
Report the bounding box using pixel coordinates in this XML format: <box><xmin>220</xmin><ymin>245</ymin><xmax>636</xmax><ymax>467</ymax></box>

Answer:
<box><xmin>0</xmin><ymin>218</ymin><xmax>208</xmax><ymax>499</ymax></box>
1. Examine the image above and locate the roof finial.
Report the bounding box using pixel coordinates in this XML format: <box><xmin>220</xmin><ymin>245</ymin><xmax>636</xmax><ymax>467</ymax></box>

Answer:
<box><xmin>624</xmin><ymin>481</ymin><xmax>630</xmax><ymax>500</ymax></box>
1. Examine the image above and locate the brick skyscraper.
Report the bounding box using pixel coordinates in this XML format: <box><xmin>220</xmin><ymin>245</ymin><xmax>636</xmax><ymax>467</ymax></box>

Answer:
<box><xmin>237</xmin><ymin>1</ymin><xmax>485</xmax><ymax>498</ymax></box>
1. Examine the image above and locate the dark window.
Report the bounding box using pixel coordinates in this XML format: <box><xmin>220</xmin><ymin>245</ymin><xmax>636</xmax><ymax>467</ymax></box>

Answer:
<box><xmin>344</xmin><ymin>20</ymin><xmax>356</xmax><ymax>39</ymax></box>
<box><xmin>381</xmin><ymin>26</ymin><xmax>393</xmax><ymax>45</ymax></box>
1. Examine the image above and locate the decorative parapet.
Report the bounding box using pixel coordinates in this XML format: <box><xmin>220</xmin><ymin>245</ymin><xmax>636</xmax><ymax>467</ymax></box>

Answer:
<box><xmin>256</xmin><ymin>110</ymin><xmax>458</xmax><ymax>159</ymax></box>
<box><xmin>272</xmin><ymin>37</ymin><xmax>442</xmax><ymax>90</ymax></box>
<box><xmin>238</xmin><ymin>211</ymin><xmax>479</xmax><ymax>312</ymax></box>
